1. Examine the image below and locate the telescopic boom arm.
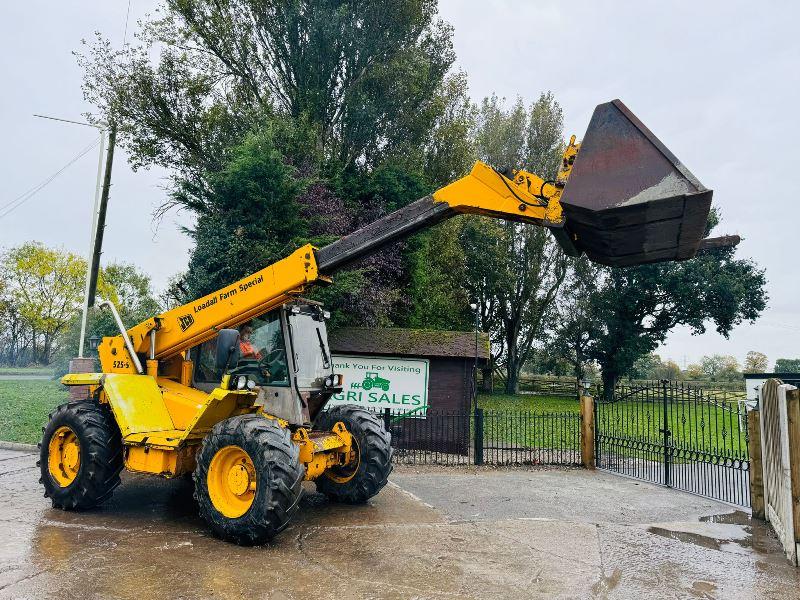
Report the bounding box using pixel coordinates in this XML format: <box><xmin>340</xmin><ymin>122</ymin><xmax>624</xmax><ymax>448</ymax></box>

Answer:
<box><xmin>99</xmin><ymin>99</ymin><xmax>725</xmax><ymax>375</ymax></box>
<box><xmin>100</xmin><ymin>153</ymin><xmax>575</xmax><ymax>371</ymax></box>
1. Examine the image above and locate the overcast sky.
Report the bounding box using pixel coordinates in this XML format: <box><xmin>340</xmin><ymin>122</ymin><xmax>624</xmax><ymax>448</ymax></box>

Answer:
<box><xmin>1</xmin><ymin>1</ymin><xmax>798</xmax><ymax>368</ymax></box>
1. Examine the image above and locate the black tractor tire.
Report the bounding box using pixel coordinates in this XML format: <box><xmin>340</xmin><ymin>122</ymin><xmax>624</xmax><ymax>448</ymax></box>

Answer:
<box><xmin>193</xmin><ymin>415</ymin><xmax>304</xmax><ymax>545</ymax></box>
<box><xmin>38</xmin><ymin>401</ymin><xmax>123</xmax><ymax>510</ymax></box>
<box><xmin>314</xmin><ymin>405</ymin><xmax>393</xmax><ymax>504</ymax></box>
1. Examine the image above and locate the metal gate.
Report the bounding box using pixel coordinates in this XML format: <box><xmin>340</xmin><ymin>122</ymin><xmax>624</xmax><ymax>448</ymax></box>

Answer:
<box><xmin>595</xmin><ymin>381</ymin><xmax>750</xmax><ymax>506</ymax></box>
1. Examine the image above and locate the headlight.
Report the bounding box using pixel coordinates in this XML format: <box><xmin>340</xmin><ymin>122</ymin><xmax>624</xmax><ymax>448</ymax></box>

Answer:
<box><xmin>324</xmin><ymin>374</ymin><xmax>343</xmax><ymax>388</ymax></box>
<box><xmin>235</xmin><ymin>375</ymin><xmax>247</xmax><ymax>390</ymax></box>
<box><xmin>246</xmin><ymin>379</ymin><xmax>256</xmax><ymax>390</ymax></box>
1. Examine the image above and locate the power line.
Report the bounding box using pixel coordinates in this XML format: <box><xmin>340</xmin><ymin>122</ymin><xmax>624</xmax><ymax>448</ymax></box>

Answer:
<box><xmin>0</xmin><ymin>138</ymin><xmax>101</xmax><ymax>219</ymax></box>
<box><xmin>32</xmin><ymin>114</ymin><xmax>98</xmax><ymax>128</ymax></box>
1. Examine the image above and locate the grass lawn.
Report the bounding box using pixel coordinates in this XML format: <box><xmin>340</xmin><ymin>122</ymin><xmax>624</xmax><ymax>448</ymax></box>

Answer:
<box><xmin>0</xmin><ymin>366</ymin><xmax>54</xmax><ymax>377</ymax></box>
<box><xmin>473</xmin><ymin>392</ymin><xmax>746</xmax><ymax>457</ymax></box>
<box><xmin>477</xmin><ymin>393</ymin><xmax>579</xmax><ymax>413</ymax></box>
<box><xmin>475</xmin><ymin>393</ymin><xmax>581</xmax><ymax>450</ymax></box>
<box><xmin>0</xmin><ymin>379</ymin><xmax>68</xmax><ymax>444</ymax></box>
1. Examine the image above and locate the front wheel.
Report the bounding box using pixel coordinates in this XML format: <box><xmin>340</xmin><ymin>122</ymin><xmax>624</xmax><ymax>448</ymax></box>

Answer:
<box><xmin>38</xmin><ymin>401</ymin><xmax>123</xmax><ymax>510</ymax></box>
<box><xmin>314</xmin><ymin>405</ymin><xmax>393</xmax><ymax>504</ymax></box>
<box><xmin>193</xmin><ymin>415</ymin><xmax>304</xmax><ymax>545</ymax></box>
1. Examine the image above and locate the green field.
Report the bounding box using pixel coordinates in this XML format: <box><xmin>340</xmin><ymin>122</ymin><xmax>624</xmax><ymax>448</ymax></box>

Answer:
<box><xmin>475</xmin><ymin>391</ymin><xmax>746</xmax><ymax>457</ymax></box>
<box><xmin>477</xmin><ymin>393</ymin><xmax>579</xmax><ymax>413</ymax></box>
<box><xmin>0</xmin><ymin>379</ymin><xmax>67</xmax><ymax>444</ymax></box>
<box><xmin>473</xmin><ymin>393</ymin><xmax>581</xmax><ymax>450</ymax></box>
<box><xmin>0</xmin><ymin>367</ymin><xmax>54</xmax><ymax>377</ymax></box>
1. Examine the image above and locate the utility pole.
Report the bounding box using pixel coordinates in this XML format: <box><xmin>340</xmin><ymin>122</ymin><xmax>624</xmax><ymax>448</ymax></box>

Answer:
<box><xmin>86</xmin><ymin>124</ymin><xmax>117</xmax><ymax>309</ymax></box>
<box><xmin>75</xmin><ymin>124</ymin><xmax>116</xmax><ymax>358</ymax></box>
<box><xmin>76</xmin><ymin>127</ymin><xmax>106</xmax><ymax>358</ymax></box>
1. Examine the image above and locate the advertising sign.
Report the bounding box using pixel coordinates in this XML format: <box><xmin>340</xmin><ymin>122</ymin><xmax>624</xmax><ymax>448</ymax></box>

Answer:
<box><xmin>328</xmin><ymin>355</ymin><xmax>429</xmax><ymax>414</ymax></box>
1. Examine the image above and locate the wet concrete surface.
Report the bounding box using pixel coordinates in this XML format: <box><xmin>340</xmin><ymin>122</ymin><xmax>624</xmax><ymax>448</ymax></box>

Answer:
<box><xmin>1</xmin><ymin>449</ymin><xmax>799</xmax><ymax>599</ymax></box>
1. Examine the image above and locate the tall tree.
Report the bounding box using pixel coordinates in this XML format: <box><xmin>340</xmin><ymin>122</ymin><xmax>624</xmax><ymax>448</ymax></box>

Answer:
<box><xmin>551</xmin><ymin>256</ymin><xmax>601</xmax><ymax>388</ymax></box>
<box><xmin>743</xmin><ymin>350</ymin><xmax>769</xmax><ymax>373</ymax></box>
<box><xmin>78</xmin><ymin>1</ymin><xmax>462</xmax><ymax>328</ymax></box>
<box><xmin>78</xmin><ymin>0</ymin><xmax>454</xmax><ymax>182</ymax></box>
<box><xmin>404</xmin><ymin>71</ymin><xmax>478</xmax><ymax>331</ymax></box>
<box><xmin>0</xmin><ymin>243</ymin><xmax>88</xmax><ymax>364</ymax></box>
<box><xmin>181</xmin><ymin>125</ymin><xmax>305</xmax><ymax>297</ymax></box>
<box><xmin>700</xmin><ymin>354</ymin><xmax>741</xmax><ymax>381</ymax></box>
<box><xmin>463</xmin><ymin>92</ymin><xmax>567</xmax><ymax>394</ymax></box>
<box><xmin>584</xmin><ymin>222</ymin><xmax>766</xmax><ymax>399</ymax></box>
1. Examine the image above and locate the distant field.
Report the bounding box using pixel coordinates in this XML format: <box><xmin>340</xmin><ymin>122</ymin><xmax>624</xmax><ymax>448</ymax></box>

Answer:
<box><xmin>0</xmin><ymin>367</ymin><xmax>54</xmax><ymax>377</ymax></box>
<box><xmin>0</xmin><ymin>379</ymin><xmax>67</xmax><ymax>443</ymax></box>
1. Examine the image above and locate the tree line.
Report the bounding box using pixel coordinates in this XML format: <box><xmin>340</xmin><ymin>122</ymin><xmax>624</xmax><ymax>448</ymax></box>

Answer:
<box><xmin>618</xmin><ymin>350</ymin><xmax>793</xmax><ymax>384</ymax></box>
<box><xmin>0</xmin><ymin>242</ymin><xmax>160</xmax><ymax>370</ymax></box>
<box><xmin>1</xmin><ymin>1</ymin><xmax>769</xmax><ymax>399</ymax></box>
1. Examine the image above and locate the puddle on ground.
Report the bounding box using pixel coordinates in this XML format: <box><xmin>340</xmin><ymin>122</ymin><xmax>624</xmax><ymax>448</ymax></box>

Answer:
<box><xmin>647</xmin><ymin>527</ymin><xmax>730</xmax><ymax>552</ymax></box>
<box><xmin>689</xmin><ymin>580</ymin><xmax>718</xmax><ymax>598</ymax></box>
<box><xmin>591</xmin><ymin>568</ymin><xmax>622</xmax><ymax>596</ymax></box>
<box><xmin>699</xmin><ymin>511</ymin><xmax>751</xmax><ymax>526</ymax></box>
<box><xmin>647</xmin><ymin>511</ymin><xmax>778</xmax><ymax>556</ymax></box>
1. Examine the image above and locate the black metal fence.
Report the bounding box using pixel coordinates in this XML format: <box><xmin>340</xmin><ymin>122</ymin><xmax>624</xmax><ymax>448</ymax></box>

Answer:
<box><xmin>381</xmin><ymin>408</ymin><xmax>581</xmax><ymax>466</ymax></box>
<box><xmin>595</xmin><ymin>381</ymin><xmax>750</xmax><ymax>506</ymax></box>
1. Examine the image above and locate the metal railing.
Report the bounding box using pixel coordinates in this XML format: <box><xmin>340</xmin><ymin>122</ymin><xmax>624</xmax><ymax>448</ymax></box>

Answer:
<box><xmin>380</xmin><ymin>408</ymin><xmax>581</xmax><ymax>467</ymax></box>
<box><xmin>595</xmin><ymin>381</ymin><xmax>751</xmax><ymax>506</ymax></box>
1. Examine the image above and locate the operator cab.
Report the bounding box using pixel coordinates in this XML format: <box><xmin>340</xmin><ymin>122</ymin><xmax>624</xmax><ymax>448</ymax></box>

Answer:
<box><xmin>191</xmin><ymin>302</ymin><xmax>343</xmax><ymax>426</ymax></box>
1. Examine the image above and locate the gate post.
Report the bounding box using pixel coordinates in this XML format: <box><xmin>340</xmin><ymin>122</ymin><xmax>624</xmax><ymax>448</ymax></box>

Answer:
<box><xmin>662</xmin><ymin>380</ymin><xmax>671</xmax><ymax>487</ymax></box>
<box><xmin>747</xmin><ymin>406</ymin><xmax>765</xmax><ymax>520</ymax></box>
<box><xmin>383</xmin><ymin>407</ymin><xmax>391</xmax><ymax>432</ymax></box>
<box><xmin>473</xmin><ymin>408</ymin><xmax>484</xmax><ymax>466</ymax></box>
<box><xmin>580</xmin><ymin>394</ymin><xmax>595</xmax><ymax>469</ymax></box>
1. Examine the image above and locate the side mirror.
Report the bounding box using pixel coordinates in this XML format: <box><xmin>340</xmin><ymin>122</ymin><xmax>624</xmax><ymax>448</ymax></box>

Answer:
<box><xmin>215</xmin><ymin>329</ymin><xmax>241</xmax><ymax>372</ymax></box>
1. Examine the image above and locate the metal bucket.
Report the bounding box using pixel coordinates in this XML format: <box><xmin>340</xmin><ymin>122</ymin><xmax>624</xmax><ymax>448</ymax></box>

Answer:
<box><xmin>559</xmin><ymin>100</ymin><xmax>712</xmax><ymax>266</ymax></box>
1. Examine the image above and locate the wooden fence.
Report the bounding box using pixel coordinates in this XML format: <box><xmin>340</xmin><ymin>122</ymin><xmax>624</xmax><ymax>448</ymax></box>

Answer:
<box><xmin>496</xmin><ymin>375</ymin><xmax>746</xmax><ymax>402</ymax></box>
<box><xmin>757</xmin><ymin>379</ymin><xmax>800</xmax><ymax>564</ymax></box>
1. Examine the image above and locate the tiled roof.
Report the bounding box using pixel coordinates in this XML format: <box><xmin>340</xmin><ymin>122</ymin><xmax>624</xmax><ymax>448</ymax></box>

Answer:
<box><xmin>329</xmin><ymin>327</ymin><xmax>490</xmax><ymax>360</ymax></box>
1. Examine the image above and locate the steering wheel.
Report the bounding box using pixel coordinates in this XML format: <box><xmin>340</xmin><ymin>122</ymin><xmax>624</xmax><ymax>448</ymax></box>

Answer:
<box><xmin>258</xmin><ymin>348</ymin><xmax>287</xmax><ymax>382</ymax></box>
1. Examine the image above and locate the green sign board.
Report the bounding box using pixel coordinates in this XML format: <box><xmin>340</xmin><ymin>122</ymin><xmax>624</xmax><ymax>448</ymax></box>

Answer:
<box><xmin>328</xmin><ymin>354</ymin><xmax>429</xmax><ymax>414</ymax></box>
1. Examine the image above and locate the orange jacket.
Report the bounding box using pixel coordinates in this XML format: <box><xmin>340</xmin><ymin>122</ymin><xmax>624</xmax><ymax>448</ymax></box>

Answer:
<box><xmin>239</xmin><ymin>340</ymin><xmax>262</xmax><ymax>360</ymax></box>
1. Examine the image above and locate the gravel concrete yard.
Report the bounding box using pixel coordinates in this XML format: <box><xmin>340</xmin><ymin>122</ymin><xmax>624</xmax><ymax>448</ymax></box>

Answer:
<box><xmin>0</xmin><ymin>448</ymin><xmax>798</xmax><ymax>599</ymax></box>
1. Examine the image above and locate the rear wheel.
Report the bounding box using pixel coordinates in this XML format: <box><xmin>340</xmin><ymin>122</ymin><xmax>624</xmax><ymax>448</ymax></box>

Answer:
<box><xmin>194</xmin><ymin>415</ymin><xmax>304</xmax><ymax>545</ymax></box>
<box><xmin>38</xmin><ymin>401</ymin><xmax>123</xmax><ymax>510</ymax></box>
<box><xmin>314</xmin><ymin>405</ymin><xmax>393</xmax><ymax>503</ymax></box>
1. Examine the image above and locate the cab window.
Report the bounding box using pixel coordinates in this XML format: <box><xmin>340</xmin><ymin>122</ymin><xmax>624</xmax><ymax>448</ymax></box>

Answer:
<box><xmin>194</xmin><ymin>311</ymin><xmax>290</xmax><ymax>387</ymax></box>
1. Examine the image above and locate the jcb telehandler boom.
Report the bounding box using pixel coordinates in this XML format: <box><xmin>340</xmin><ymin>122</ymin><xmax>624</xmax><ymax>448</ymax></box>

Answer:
<box><xmin>41</xmin><ymin>100</ymin><xmax>722</xmax><ymax>544</ymax></box>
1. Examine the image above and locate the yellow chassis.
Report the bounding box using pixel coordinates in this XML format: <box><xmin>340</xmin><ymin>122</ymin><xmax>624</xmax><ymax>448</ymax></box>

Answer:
<box><xmin>62</xmin><ymin>372</ymin><xmax>353</xmax><ymax>481</ymax></box>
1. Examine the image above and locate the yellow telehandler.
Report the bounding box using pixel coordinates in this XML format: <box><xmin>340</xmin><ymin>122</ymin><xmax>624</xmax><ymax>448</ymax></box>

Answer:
<box><xmin>40</xmin><ymin>100</ymin><xmax>724</xmax><ymax>544</ymax></box>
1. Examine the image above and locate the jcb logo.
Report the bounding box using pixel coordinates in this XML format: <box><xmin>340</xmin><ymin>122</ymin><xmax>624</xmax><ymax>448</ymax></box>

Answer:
<box><xmin>178</xmin><ymin>314</ymin><xmax>195</xmax><ymax>332</ymax></box>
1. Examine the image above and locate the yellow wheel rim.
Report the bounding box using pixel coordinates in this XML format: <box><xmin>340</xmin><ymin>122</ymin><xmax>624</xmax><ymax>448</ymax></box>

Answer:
<box><xmin>48</xmin><ymin>426</ymin><xmax>81</xmax><ymax>487</ymax></box>
<box><xmin>207</xmin><ymin>446</ymin><xmax>257</xmax><ymax>518</ymax></box>
<box><xmin>326</xmin><ymin>437</ymin><xmax>360</xmax><ymax>484</ymax></box>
